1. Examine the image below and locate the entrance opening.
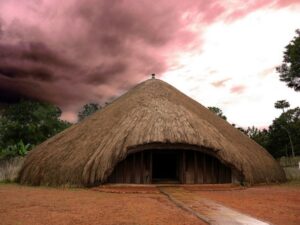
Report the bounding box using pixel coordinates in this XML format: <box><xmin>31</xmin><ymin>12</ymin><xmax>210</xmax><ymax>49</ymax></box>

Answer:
<box><xmin>152</xmin><ymin>152</ymin><xmax>179</xmax><ymax>183</ymax></box>
<box><xmin>107</xmin><ymin>148</ymin><xmax>233</xmax><ymax>184</ymax></box>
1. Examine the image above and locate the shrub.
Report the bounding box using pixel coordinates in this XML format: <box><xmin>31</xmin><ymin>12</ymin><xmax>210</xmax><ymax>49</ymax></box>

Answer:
<box><xmin>0</xmin><ymin>140</ymin><xmax>31</xmax><ymax>160</ymax></box>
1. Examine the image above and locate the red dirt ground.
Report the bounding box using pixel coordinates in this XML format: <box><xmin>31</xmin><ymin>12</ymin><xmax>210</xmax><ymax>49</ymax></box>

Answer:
<box><xmin>192</xmin><ymin>184</ymin><xmax>300</xmax><ymax>225</ymax></box>
<box><xmin>0</xmin><ymin>183</ymin><xmax>299</xmax><ymax>225</ymax></box>
<box><xmin>0</xmin><ymin>184</ymin><xmax>204</xmax><ymax>225</ymax></box>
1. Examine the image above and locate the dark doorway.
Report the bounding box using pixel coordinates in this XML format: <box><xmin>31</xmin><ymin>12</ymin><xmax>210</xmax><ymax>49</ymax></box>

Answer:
<box><xmin>152</xmin><ymin>152</ymin><xmax>179</xmax><ymax>183</ymax></box>
<box><xmin>107</xmin><ymin>149</ymin><xmax>233</xmax><ymax>184</ymax></box>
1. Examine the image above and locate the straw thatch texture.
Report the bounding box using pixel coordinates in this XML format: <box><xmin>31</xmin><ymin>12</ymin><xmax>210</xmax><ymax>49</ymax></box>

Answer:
<box><xmin>19</xmin><ymin>79</ymin><xmax>286</xmax><ymax>186</ymax></box>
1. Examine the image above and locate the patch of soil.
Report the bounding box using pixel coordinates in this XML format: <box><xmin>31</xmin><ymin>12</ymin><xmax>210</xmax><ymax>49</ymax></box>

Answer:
<box><xmin>193</xmin><ymin>185</ymin><xmax>300</xmax><ymax>225</ymax></box>
<box><xmin>0</xmin><ymin>184</ymin><xmax>204</xmax><ymax>225</ymax></box>
<box><xmin>93</xmin><ymin>185</ymin><xmax>160</xmax><ymax>194</ymax></box>
<box><xmin>183</xmin><ymin>183</ymin><xmax>243</xmax><ymax>191</ymax></box>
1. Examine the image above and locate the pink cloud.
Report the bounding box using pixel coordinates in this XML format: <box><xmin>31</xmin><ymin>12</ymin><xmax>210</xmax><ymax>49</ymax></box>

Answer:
<box><xmin>230</xmin><ymin>85</ymin><xmax>247</xmax><ymax>94</ymax></box>
<box><xmin>60</xmin><ymin>111</ymin><xmax>78</xmax><ymax>123</ymax></box>
<box><xmin>225</xmin><ymin>0</ymin><xmax>300</xmax><ymax>22</ymax></box>
<box><xmin>260</xmin><ymin>67</ymin><xmax>276</xmax><ymax>77</ymax></box>
<box><xmin>275</xmin><ymin>0</ymin><xmax>300</xmax><ymax>7</ymax></box>
<box><xmin>211</xmin><ymin>78</ymin><xmax>231</xmax><ymax>88</ymax></box>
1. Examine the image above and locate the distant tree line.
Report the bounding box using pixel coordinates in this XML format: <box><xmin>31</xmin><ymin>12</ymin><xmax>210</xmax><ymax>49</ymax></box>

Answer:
<box><xmin>0</xmin><ymin>100</ymin><xmax>105</xmax><ymax>159</ymax></box>
<box><xmin>249</xmin><ymin>102</ymin><xmax>299</xmax><ymax>158</ymax></box>
<box><xmin>0</xmin><ymin>100</ymin><xmax>71</xmax><ymax>159</ymax></box>
<box><xmin>208</xmin><ymin>100</ymin><xmax>300</xmax><ymax>158</ymax></box>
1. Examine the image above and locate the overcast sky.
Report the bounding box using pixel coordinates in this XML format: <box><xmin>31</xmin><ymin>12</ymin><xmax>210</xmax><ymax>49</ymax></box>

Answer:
<box><xmin>0</xmin><ymin>0</ymin><xmax>299</xmax><ymax>127</ymax></box>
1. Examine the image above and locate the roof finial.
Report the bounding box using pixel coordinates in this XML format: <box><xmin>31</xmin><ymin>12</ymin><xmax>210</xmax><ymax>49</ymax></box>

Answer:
<box><xmin>151</xmin><ymin>73</ymin><xmax>155</xmax><ymax>79</ymax></box>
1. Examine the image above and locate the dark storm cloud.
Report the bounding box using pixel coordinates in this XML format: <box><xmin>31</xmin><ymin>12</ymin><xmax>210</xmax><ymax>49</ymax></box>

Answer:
<box><xmin>85</xmin><ymin>62</ymin><xmax>128</xmax><ymax>85</ymax></box>
<box><xmin>1</xmin><ymin>0</ymin><xmax>299</xmax><ymax>119</ymax></box>
<box><xmin>0</xmin><ymin>21</ymin><xmax>3</xmax><ymax>38</ymax></box>
<box><xmin>0</xmin><ymin>76</ymin><xmax>40</xmax><ymax>103</ymax></box>
<box><xmin>0</xmin><ymin>41</ymin><xmax>77</xmax><ymax>85</ymax></box>
<box><xmin>0</xmin><ymin>64</ymin><xmax>54</xmax><ymax>81</ymax></box>
<box><xmin>0</xmin><ymin>42</ymin><xmax>73</xmax><ymax>67</ymax></box>
<box><xmin>0</xmin><ymin>87</ymin><xmax>25</xmax><ymax>103</ymax></box>
<box><xmin>0</xmin><ymin>0</ymin><xmax>203</xmax><ymax>111</ymax></box>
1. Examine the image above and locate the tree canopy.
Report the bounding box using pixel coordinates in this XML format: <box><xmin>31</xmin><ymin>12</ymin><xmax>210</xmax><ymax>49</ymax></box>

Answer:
<box><xmin>245</xmin><ymin>107</ymin><xmax>300</xmax><ymax>158</ymax></box>
<box><xmin>78</xmin><ymin>103</ymin><xmax>101</xmax><ymax>122</ymax></box>
<box><xmin>268</xmin><ymin>107</ymin><xmax>299</xmax><ymax>158</ymax></box>
<box><xmin>208</xmin><ymin>106</ymin><xmax>227</xmax><ymax>120</ymax></box>
<box><xmin>276</xmin><ymin>29</ymin><xmax>300</xmax><ymax>91</ymax></box>
<box><xmin>0</xmin><ymin>100</ymin><xmax>71</xmax><ymax>158</ymax></box>
<box><xmin>274</xmin><ymin>100</ymin><xmax>290</xmax><ymax>113</ymax></box>
<box><xmin>208</xmin><ymin>103</ymin><xmax>300</xmax><ymax>158</ymax></box>
<box><xmin>246</xmin><ymin>126</ymin><xmax>269</xmax><ymax>150</ymax></box>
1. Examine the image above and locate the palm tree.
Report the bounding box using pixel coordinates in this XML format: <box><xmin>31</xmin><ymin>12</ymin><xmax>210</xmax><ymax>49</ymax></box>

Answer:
<box><xmin>274</xmin><ymin>100</ymin><xmax>290</xmax><ymax>113</ymax></box>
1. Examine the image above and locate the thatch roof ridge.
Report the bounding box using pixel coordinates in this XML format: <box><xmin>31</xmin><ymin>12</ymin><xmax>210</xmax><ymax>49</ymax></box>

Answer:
<box><xmin>19</xmin><ymin>78</ymin><xmax>285</xmax><ymax>186</ymax></box>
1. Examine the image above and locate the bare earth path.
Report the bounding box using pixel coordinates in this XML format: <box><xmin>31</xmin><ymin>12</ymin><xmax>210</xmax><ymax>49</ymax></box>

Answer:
<box><xmin>190</xmin><ymin>184</ymin><xmax>300</xmax><ymax>225</ymax></box>
<box><xmin>159</xmin><ymin>187</ymin><xmax>270</xmax><ymax>225</ymax></box>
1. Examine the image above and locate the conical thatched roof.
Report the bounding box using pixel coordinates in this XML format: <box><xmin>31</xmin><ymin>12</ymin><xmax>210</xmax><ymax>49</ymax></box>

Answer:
<box><xmin>19</xmin><ymin>79</ymin><xmax>285</xmax><ymax>186</ymax></box>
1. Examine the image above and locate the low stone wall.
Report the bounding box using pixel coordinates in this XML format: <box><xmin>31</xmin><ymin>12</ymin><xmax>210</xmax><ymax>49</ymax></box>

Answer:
<box><xmin>278</xmin><ymin>156</ymin><xmax>300</xmax><ymax>180</ymax></box>
<box><xmin>0</xmin><ymin>157</ymin><xmax>25</xmax><ymax>182</ymax></box>
<box><xmin>278</xmin><ymin>156</ymin><xmax>300</xmax><ymax>168</ymax></box>
<box><xmin>284</xmin><ymin>167</ymin><xmax>300</xmax><ymax>180</ymax></box>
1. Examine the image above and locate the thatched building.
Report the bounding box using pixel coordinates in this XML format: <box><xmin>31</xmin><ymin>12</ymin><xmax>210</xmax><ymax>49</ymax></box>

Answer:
<box><xmin>19</xmin><ymin>78</ymin><xmax>286</xmax><ymax>186</ymax></box>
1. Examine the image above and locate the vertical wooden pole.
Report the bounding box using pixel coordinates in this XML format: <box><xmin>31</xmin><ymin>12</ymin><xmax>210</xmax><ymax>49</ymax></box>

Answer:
<box><xmin>203</xmin><ymin>154</ymin><xmax>206</xmax><ymax>183</ymax></box>
<box><xmin>216</xmin><ymin>159</ymin><xmax>220</xmax><ymax>184</ymax></box>
<box><xmin>211</xmin><ymin>157</ymin><xmax>215</xmax><ymax>183</ymax></box>
<box><xmin>178</xmin><ymin>151</ymin><xmax>182</xmax><ymax>183</ymax></box>
<box><xmin>179</xmin><ymin>151</ymin><xmax>182</xmax><ymax>183</ymax></box>
<box><xmin>198</xmin><ymin>152</ymin><xmax>203</xmax><ymax>183</ymax></box>
<box><xmin>149</xmin><ymin>151</ymin><xmax>152</xmax><ymax>183</ymax></box>
<box><xmin>135</xmin><ymin>153</ymin><xmax>139</xmax><ymax>184</ymax></box>
<box><xmin>119</xmin><ymin>161</ymin><xmax>124</xmax><ymax>183</ymax></box>
<box><xmin>176</xmin><ymin>151</ymin><xmax>179</xmax><ymax>180</ymax></box>
<box><xmin>133</xmin><ymin>153</ymin><xmax>136</xmax><ymax>183</ymax></box>
<box><xmin>124</xmin><ymin>156</ymin><xmax>128</xmax><ymax>183</ymax></box>
<box><xmin>194</xmin><ymin>151</ymin><xmax>198</xmax><ymax>184</ymax></box>
<box><xmin>141</xmin><ymin>151</ymin><xmax>144</xmax><ymax>184</ymax></box>
<box><xmin>182</xmin><ymin>151</ymin><xmax>186</xmax><ymax>184</ymax></box>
